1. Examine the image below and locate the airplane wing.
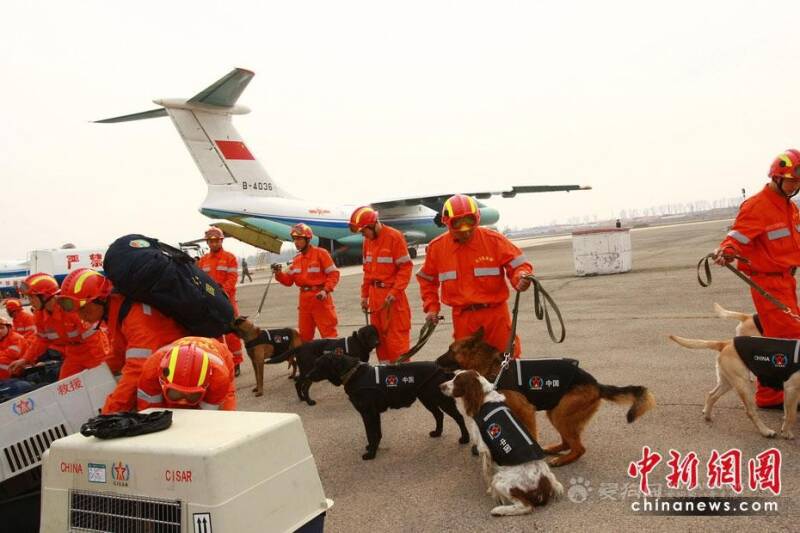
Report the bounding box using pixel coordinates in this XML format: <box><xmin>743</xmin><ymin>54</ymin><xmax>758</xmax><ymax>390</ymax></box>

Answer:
<box><xmin>369</xmin><ymin>184</ymin><xmax>591</xmax><ymax>210</ymax></box>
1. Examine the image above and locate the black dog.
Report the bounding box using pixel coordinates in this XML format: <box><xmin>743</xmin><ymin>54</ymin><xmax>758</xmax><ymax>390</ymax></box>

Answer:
<box><xmin>308</xmin><ymin>353</ymin><xmax>470</xmax><ymax>460</ymax></box>
<box><xmin>268</xmin><ymin>325</ymin><xmax>380</xmax><ymax>405</ymax></box>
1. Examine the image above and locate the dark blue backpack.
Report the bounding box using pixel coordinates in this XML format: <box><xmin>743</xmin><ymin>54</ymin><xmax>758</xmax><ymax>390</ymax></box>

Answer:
<box><xmin>103</xmin><ymin>234</ymin><xmax>234</xmax><ymax>338</ymax></box>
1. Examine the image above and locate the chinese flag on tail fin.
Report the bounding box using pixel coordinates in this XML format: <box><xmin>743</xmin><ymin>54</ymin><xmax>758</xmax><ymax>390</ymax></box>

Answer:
<box><xmin>215</xmin><ymin>140</ymin><xmax>255</xmax><ymax>160</ymax></box>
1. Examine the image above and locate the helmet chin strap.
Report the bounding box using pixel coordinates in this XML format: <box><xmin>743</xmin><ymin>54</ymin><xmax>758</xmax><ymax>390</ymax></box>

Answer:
<box><xmin>777</xmin><ymin>177</ymin><xmax>800</xmax><ymax>199</ymax></box>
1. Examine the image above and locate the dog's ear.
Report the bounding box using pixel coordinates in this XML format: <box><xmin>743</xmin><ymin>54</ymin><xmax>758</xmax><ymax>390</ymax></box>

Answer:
<box><xmin>455</xmin><ymin>371</ymin><xmax>484</xmax><ymax>417</ymax></box>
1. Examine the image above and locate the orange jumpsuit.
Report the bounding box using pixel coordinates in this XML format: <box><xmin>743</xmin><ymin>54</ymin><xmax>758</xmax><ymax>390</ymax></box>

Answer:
<box><xmin>719</xmin><ymin>184</ymin><xmax>800</xmax><ymax>407</ymax></box>
<box><xmin>136</xmin><ymin>337</ymin><xmax>236</xmax><ymax>411</ymax></box>
<box><xmin>198</xmin><ymin>249</ymin><xmax>244</xmax><ymax>366</ymax></box>
<box><xmin>276</xmin><ymin>245</ymin><xmax>340</xmax><ymax>342</ymax></box>
<box><xmin>361</xmin><ymin>225</ymin><xmax>412</xmax><ymax>362</ymax></box>
<box><xmin>20</xmin><ymin>306</ymin><xmax>110</xmax><ymax>379</ymax></box>
<box><xmin>0</xmin><ymin>330</ymin><xmax>28</xmax><ymax>380</ymax></box>
<box><xmin>417</xmin><ymin>227</ymin><xmax>533</xmax><ymax>357</ymax></box>
<box><xmin>10</xmin><ymin>308</ymin><xmax>37</xmax><ymax>340</ymax></box>
<box><xmin>101</xmin><ymin>294</ymin><xmax>187</xmax><ymax>414</ymax></box>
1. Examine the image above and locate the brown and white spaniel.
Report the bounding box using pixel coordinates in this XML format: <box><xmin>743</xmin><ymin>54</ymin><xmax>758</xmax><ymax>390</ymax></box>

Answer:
<box><xmin>441</xmin><ymin>370</ymin><xmax>563</xmax><ymax>516</ymax></box>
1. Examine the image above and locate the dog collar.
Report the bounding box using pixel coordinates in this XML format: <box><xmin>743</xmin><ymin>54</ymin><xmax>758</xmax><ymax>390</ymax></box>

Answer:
<box><xmin>340</xmin><ymin>363</ymin><xmax>362</xmax><ymax>386</ymax></box>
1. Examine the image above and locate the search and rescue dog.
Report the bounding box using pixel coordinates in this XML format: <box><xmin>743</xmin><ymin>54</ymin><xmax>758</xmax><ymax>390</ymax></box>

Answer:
<box><xmin>669</xmin><ymin>334</ymin><xmax>798</xmax><ymax>439</ymax></box>
<box><xmin>437</xmin><ymin>329</ymin><xmax>656</xmax><ymax>467</ymax></box>
<box><xmin>713</xmin><ymin>302</ymin><xmax>762</xmax><ymax>337</ymax></box>
<box><xmin>230</xmin><ymin>317</ymin><xmax>303</xmax><ymax>397</ymax></box>
<box><xmin>308</xmin><ymin>352</ymin><xmax>470</xmax><ymax>460</ymax></box>
<box><xmin>441</xmin><ymin>370</ymin><xmax>563</xmax><ymax>516</ymax></box>
<box><xmin>268</xmin><ymin>326</ymin><xmax>380</xmax><ymax>406</ymax></box>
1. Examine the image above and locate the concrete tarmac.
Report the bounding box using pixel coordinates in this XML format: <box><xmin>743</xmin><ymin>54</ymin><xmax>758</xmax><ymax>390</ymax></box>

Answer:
<box><xmin>233</xmin><ymin>219</ymin><xmax>797</xmax><ymax>532</ymax></box>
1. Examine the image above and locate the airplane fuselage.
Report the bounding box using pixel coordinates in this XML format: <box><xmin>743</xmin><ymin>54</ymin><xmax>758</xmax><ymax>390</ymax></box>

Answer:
<box><xmin>199</xmin><ymin>191</ymin><xmax>500</xmax><ymax>248</ymax></box>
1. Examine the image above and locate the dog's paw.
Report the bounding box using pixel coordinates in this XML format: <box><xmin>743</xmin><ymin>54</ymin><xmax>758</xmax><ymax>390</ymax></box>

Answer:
<box><xmin>471</xmin><ymin>445</ymin><xmax>479</xmax><ymax>456</ymax></box>
<box><xmin>780</xmin><ymin>429</ymin><xmax>795</xmax><ymax>440</ymax></box>
<box><xmin>761</xmin><ymin>428</ymin><xmax>777</xmax><ymax>438</ymax></box>
<box><xmin>547</xmin><ymin>456</ymin><xmax>570</xmax><ymax>467</ymax></box>
<box><xmin>253</xmin><ymin>390</ymin><xmax>263</xmax><ymax>397</ymax></box>
<box><xmin>362</xmin><ymin>450</ymin><xmax>377</xmax><ymax>460</ymax></box>
<box><xmin>429</xmin><ymin>429</ymin><xmax>443</xmax><ymax>438</ymax></box>
<box><xmin>306</xmin><ymin>399</ymin><xmax>317</xmax><ymax>406</ymax></box>
<box><xmin>459</xmin><ymin>435</ymin><xmax>470</xmax><ymax>444</ymax></box>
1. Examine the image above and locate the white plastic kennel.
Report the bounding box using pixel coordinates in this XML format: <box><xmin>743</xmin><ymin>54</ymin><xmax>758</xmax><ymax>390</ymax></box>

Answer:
<box><xmin>40</xmin><ymin>409</ymin><xmax>333</xmax><ymax>532</ymax></box>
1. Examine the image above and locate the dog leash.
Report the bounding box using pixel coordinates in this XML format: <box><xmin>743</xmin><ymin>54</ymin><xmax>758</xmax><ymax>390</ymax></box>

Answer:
<box><xmin>525</xmin><ymin>274</ymin><xmax>566</xmax><ymax>343</ymax></box>
<box><xmin>394</xmin><ymin>315</ymin><xmax>444</xmax><ymax>363</ymax></box>
<box><xmin>253</xmin><ymin>269</ymin><xmax>275</xmax><ymax>320</ymax></box>
<box><xmin>492</xmin><ymin>291</ymin><xmax>521</xmax><ymax>390</ymax></box>
<box><xmin>697</xmin><ymin>253</ymin><xmax>800</xmax><ymax>322</ymax></box>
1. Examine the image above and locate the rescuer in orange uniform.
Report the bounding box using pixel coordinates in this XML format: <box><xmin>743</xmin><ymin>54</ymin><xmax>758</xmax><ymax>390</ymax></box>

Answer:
<box><xmin>4</xmin><ymin>299</ymin><xmax>36</xmax><ymax>340</ymax></box>
<box><xmin>0</xmin><ymin>316</ymin><xmax>28</xmax><ymax>380</ymax></box>
<box><xmin>416</xmin><ymin>195</ymin><xmax>533</xmax><ymax>357</ymax></box>
<box><xmin>136</xmin><ymin>337</ymin><xmax>236</xmax><ymax>411</ymax></box>
<box><xmin>197</xmin><ymin>227</ymin><xmax>244</xmax><ymax>373</ymax></box>
<box><xmin>349</xmin><ymin>207</ymin><xmax>412</xmax><ymax>362</ymax></box>
<box><xmin>56</xmin><ymin>268</ymin><xmax>187</xmax><ymax>413</ymax></box>
<box><xmin>273</xmin><ymin>223</ymin><xmax>340</xmax><ymax>342</ymax></box>
<box><xmin>713</xmin><ymin>148</ymin><xmax>800</xmax><ymax>408</ymax></box>
<box><xmin>8</xmin><ymin>273</ymin><xmax>110</xmax><ymax>379</ymax></box>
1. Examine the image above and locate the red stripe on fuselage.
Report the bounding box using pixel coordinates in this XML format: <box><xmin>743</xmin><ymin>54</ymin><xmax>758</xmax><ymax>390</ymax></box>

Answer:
<box><xmin>215</xmin><ymin>140</ymin><xmax>255</xmax><ymax>160</ymax></box>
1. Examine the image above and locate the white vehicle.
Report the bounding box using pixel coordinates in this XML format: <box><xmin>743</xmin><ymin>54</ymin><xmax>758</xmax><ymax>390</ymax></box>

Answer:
<box><xmin>0</xmin><ymin>259</ymin><xmax>29</xmax><ymax>298</ymax></box>
<box><xmin>28</xmin><ymin>247</ymin><xmax>107</xmax><ymax>283</ymax></box>
<box><xmin>96</xmin><ymin>68</ymin><xmax>590</xmax><ymax>262</ymax></box>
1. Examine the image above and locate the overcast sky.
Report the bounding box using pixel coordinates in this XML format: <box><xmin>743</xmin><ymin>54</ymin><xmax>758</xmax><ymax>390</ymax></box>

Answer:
<box><xmin>2</xmin><ymin>1</ymin><xmax>799</xmax><ymax>260</ymax></box>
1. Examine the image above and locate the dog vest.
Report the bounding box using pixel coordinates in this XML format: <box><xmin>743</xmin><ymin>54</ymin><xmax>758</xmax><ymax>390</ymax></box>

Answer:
<box><xmin>248</xmin><ymin>328</ymin><xmax>296</xmax><ymax>355</ymax></box>
<box><xmin>475</xmin><ymin>401</ymin><xmax>545</xmax><ymax>466</ymax></box>
<box><xmin>498</xmin><ymin>358</ymin><xmax>581</xmax><ymax>411</ymax></box>
<box><xmin>348</xmin><ymin>363</ymin><xmax>432</xmax><ymax>409</ymax></box>
<box><xmin>733</xmin><ymin>336</ymin><xmax>800</xmax><ymax>389</ymax></box>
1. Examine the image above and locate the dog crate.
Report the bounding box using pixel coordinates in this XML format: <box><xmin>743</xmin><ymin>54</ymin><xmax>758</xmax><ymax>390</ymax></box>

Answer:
<box><xmin>40</xmin><ymin>409</ymin><xmax>333</xmax><ymax>532</ymax></box>
<box><xmin>0</xmin><ymin>364</ymin><xmax>116</xmax><ymax>531</ymax></box>
<box><xmin>571</xmin><ymin>227</ymin><xmax>632</xmax><ymax>276</ymax></box>
<box><xmin>0</xmin><ymin>364</ymin><xmax>116</xmax><ymax>483</ymax></box>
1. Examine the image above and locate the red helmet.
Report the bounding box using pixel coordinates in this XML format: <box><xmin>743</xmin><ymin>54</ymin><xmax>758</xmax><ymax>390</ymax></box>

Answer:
<box><xmin>20</xmin><ymin>273</ymin><xmax>59</xmax><ymax>297</ymax></box>
<box><xmin>4</xmin><ymin>299</ymin><xmax>23</xmax><ymax>314</ymax></box>
<box><xmin>349</xmin><ymin>206</ymin><xmax>379</xmax><ymax>233</ymax></box>
<box><xmin>441</xmin><ymin>194</ymin><xmax>481</xmax><ymax>230</ymax></box>
<box><xmin>768</xmin><ymin>149</ymin><xmax>800</xmax><ymax>179</ymax></box>
<box><xmin>290</xmin><ymin>223</ymin><xmax>314</xmax><ymax>240</ymax></box>
<box><xmin>204</xmin><ymin>227</ymin><xmax>225</xmax><ymax>240</ymax></box>
<box><xmin>159</xmin><ymin>342</ymin><xmax>213</xmax><ymax>405</ymax></box>
<box><xmin>57</xmin><ymin>268</ymin><xmax>113</xmax><ymax>311</ymax></box>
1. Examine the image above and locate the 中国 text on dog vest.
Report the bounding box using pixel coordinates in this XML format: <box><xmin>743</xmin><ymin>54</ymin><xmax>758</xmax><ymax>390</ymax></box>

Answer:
<box><xmin>475</xmin><ymin>401</ymin><xmax>545</xmax><ymax>466</ymax></box>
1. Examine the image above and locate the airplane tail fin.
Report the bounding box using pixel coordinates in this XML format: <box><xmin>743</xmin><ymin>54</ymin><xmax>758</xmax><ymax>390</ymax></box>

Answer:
<box><xmin>96</xmin><ymin>68</ymin><xmax>292</xmax><ymax>198</ymax></box>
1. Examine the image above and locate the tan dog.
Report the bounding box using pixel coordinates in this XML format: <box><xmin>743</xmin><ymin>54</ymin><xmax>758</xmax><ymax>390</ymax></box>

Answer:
<box><xmin>231</xmin><ymin>317</ymin><xmax>303</xmax><ymax>397</ymax></box>
<box><xmin>669</xmin><ymin>335</ymin><xmax>797</xmax><ymax>439</ymax></box>
<box><xmin>713</xmin><ymin>303</ymin><xmax>762</xmax><ymax>337</ymax></box>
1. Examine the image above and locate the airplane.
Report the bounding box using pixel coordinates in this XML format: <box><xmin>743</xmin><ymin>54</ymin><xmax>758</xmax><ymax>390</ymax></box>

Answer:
<box><xmin>96</xmin><ymin>68</ymin><xmax>590</xmax><ymax>263</ymax></box>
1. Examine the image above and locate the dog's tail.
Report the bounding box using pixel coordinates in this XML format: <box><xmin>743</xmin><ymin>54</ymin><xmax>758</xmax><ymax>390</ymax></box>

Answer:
<box><xmin>713</xmin><ymin>302</ymin><xmax>750</xmax><ymax>323</ymax></box>
<box><xmin>265</xmin><ymin>345</ymin><xmax>302</xmax><ymax>365</ymax></box>
<box><xmin>598</xmin><ymin>384</ymin><xmax>656</xmax><ymax>423</ymax></box>
<box><xmin>668</xmin><ymin>335</ymin><xmax>727</xmax><ymax>352</ymax></box>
